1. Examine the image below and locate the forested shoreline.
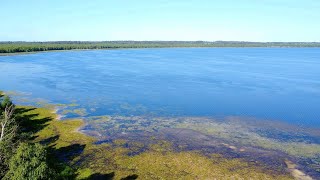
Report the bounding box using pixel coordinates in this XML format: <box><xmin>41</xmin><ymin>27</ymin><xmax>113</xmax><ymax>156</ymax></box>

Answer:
<box><xmin>1</xmin><ymin>41</ymin><xmax>320</xmax><ymax>54</ymax></box>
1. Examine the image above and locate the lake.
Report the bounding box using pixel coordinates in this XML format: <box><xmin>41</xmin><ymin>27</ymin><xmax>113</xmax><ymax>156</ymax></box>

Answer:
<box><xmin>0</xmin><ymin>48</ymin><xmax>319</xmax><ymax>126</ymax></box>
<box><xmin>1</xmin><ymin>48</ymin><xmax>320</xmax><ymax>177</ymax></box>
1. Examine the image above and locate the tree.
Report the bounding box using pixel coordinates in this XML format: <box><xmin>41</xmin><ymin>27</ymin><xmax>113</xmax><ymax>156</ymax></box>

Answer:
<box><xmin>0</xmin><ymin>104</ymin><xmax>16</xmax><ymax>143</ymax></box>
<box><xmin>0</xmin><ymin>103</ymin><xmax>18</xmax><ymax>177</ymax></box>
<box><xmin>0</xmin><ymin>95</ymin><xmax>16</xmax><ymax>178</ymax></box>
<box><xmin>4</xmin><ymin>143</ymin><xmax>53</xmax><ymax>180</ymax></box>
<box><xmin>1</xmin><ymin>95</ymin><xmax>13</xmax><ymax>110</ymax></box>
<box><xmin>0</xmin><ymin>94</ymin><xmax>75</xmax><ymax>179</ymax></box>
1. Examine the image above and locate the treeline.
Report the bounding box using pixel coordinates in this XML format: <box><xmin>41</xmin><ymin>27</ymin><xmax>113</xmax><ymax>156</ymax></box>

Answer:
<box><xmin>0</xmin><ymin>41</ymin><xmax>320</xmax><ymax>53</ymax></box>
<box><xmin>0</xmin><ymin>92</ymin><xmax>74</xmax><ymax>179</ymax></box>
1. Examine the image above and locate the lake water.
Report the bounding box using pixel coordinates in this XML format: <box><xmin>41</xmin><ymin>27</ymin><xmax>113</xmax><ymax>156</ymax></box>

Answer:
<box><xmin>2</xmin><ymin>48</ymin><xmax>320</xmax><ymax>178</ymax></box>
<box><xmin>0</xmin><ymin>48</ymin><xmax>319</xmax><ymax>127</ymax></box>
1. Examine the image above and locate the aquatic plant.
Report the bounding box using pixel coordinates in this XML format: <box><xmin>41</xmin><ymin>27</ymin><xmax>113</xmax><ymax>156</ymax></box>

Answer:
<box><xmin>82</xmin><ymin>115</ymin><xmax>320</xmax><ymax>158</ymax></box>
<box><xmin>177</xmin><ymin>120</ymin><xmax>320</xmax><ymax>158</ymax></box>
<box><xmin>18</xmin><ymin>106</ymin><xmax>294</xmax><ymax>179</ymax></box>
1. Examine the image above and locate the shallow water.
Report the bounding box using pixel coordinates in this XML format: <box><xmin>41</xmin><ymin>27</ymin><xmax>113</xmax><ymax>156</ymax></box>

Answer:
<box><xmin>1</xmin><ymin>48</ymin><xmax>320</xmax><ymax>178</ymax></box>
<box><xmin>0</xmin><ymin>48</ymin><xmax>320</xmax><ymax>127</ymax></box>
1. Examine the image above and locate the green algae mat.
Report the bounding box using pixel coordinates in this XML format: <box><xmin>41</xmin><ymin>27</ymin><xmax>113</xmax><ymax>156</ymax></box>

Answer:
<box><xmin>17</xmin><ymin>106</ymin><xmax>298</xmax><ymax>180</ymax></box>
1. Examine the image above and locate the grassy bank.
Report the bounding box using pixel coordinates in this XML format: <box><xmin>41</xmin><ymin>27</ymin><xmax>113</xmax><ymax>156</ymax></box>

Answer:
<box><xmin>1</xmin><ymin>41</ymin><xmax>320</xmax><ymax>54</ymax></box>
<box><xmin>18</xmin><ymin>106</ymin><xmax>294</xmax><ymax>179</ymax></box>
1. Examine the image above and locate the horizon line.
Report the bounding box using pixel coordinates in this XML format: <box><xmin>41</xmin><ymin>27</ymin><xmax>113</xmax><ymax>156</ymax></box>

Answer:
<box><xmin>1</xmin><ymin>40</ymin><xmax>320</xmax><ymax>43</ymax></box>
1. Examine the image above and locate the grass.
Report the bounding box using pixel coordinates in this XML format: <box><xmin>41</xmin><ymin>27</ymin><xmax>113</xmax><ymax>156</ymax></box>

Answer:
<box><xmin>17</xmin><ymin>106</ymin><xmax>294</xmax><ymax>179</ymax></box>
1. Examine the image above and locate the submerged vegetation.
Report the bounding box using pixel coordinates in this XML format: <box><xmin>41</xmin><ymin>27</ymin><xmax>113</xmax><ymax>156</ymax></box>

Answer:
<box><xmin>176</xmin><ymin>118</ymin><xmax>320</xmax><ymax>158</ymax></box>
<box><xmin>84</xmin><ymin>115</ymin><xmax>320</xmax><ymax>158</ymax></box>
<box><xmin>1</xmin><ymin>41</ymin><xmax>320</xmax><ymax>54</ymax></box>
<box><xmin>30</xmin><ymin>107</ymin><xmax>292</xmax><ymax>180</ymax></box>
<box><xmin>0</xmin><ymin>92</ymin><xmax>298</xmax><ymax>179</ymax></box>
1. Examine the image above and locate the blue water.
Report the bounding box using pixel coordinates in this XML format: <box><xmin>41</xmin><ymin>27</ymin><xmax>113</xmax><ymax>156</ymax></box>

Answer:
<box><xmin>0</xmin><ymin>48</ymin><xmax>320</xmax><ymax>127</ymax></box>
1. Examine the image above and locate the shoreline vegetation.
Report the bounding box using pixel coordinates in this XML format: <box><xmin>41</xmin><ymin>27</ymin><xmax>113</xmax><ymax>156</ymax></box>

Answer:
<box><xmin>0</xmin><ymin>92</ymin><xmax>298</xmax><ymax>179</ymax></box>
<box><xmin>0</xmin><ymin>41</ymin><xmax>320</xmax><ymax>55</ymax></box>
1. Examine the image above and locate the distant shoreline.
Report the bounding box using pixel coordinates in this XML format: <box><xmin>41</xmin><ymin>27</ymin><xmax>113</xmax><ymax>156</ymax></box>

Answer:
<box><xmin>1</xmin><ymin>46</ymin><xmax>320</xmax><ymax>56</ymax></box>
<box><xmin>1</xmin><ymin>41</ymin><xmax>320</xmax><ymax>56</ymax></box>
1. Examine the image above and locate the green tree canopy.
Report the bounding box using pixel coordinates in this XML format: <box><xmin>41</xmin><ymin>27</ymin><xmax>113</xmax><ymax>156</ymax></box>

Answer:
<box><xmin>4</xmin><ymin>143</ymin><xmax>53</xmax><ymax>180</ymax></box>
<box><xmin>1</xmin><ymin>95</ymin><xmax>13</xmax><ymax>110</ymax></box>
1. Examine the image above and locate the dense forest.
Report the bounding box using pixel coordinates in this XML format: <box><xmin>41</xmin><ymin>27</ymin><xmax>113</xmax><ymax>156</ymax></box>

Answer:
<box><xmin>0</xmin><ymin>41</ymin><xmax>320</xmax><ymax>53</ymax></box>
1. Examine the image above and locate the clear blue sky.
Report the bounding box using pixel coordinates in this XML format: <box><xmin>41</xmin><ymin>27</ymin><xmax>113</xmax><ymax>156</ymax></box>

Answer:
<box><xmin>1</xmin><ymin>0</ymin><xmax>320</xmax><ymax>42</ymax></box>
